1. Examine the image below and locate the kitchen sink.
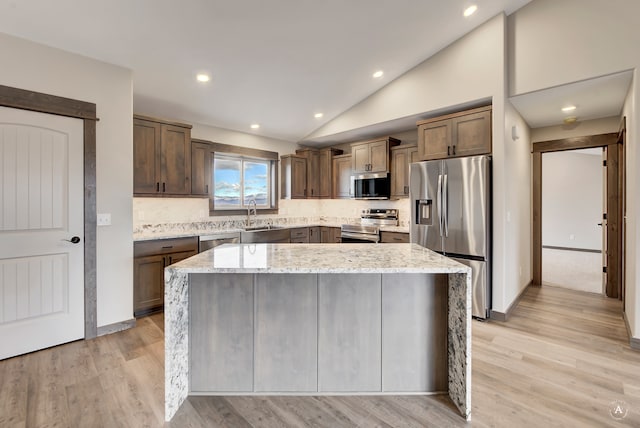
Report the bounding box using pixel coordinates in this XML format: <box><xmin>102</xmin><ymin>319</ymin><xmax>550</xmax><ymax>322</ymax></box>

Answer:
<box><xmin>243</xmin><ymin>225</ymin><xmax>284</xmax><ymax>232</ymax></box>
<box><xmin>240</xmin><ymin>227</ymin><xmax>290</xmax><ymax>243</ymax></box>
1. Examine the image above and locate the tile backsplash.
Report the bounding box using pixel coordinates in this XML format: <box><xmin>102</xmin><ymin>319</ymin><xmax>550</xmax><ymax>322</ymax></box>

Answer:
<box><xmin>133</xmin><ymin>197</ymin><xmax>411</xmax><ymax>229</ymax></box>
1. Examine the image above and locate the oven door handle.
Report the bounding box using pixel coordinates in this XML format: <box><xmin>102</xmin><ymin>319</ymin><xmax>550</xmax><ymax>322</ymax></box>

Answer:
<box><xmin>340</xmin><ymin>232</ymin><xmax>380</xmax><ymax>243</ymax></box>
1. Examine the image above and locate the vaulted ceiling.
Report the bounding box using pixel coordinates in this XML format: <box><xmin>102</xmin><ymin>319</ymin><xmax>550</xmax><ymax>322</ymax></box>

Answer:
<box><xmin>0</xmin><ymin>0</ymin><xmax>532</xmax><ymax>142</ymax></box>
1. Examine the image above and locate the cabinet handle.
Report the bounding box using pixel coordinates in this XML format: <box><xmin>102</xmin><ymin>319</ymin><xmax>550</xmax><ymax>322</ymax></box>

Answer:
<box><xmin>447</xmin><ymin>146</ymin><xmax>450</xmax><ymax>156</ymax></box>
<box><xmin>163</xmin><ymin>182</ymin><xmax>166</xmax><ymax>192</ymax></box>
<box><xmin>404</xmin><ymin>185</ymin><xmax>409</xmax><ymax>195</ymax></box>
<box><xmin>452</xmin><ymin>145</ymin><xmax>456</xmax><ymax>155</ymax></box>
<box><xmin>156</xmin><ymin>182</ymin><xmax>160</xmax><ymax>192</ymax></box>
<box><xmin>205</xmin><ymin>184</ymin><xmax>208</xmax><ymax>193</ymax></box>
<box><xmin>161</xmin><ymin>246</ymin><xmax>173</xmax><ymax>249</ymax></box>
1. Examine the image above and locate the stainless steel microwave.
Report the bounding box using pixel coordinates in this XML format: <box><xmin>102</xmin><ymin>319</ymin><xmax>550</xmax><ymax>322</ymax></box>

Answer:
<box><xmin>351</xmin><ymin>172</ymin><xmax>391</xmax><ymax>200</ymax></box>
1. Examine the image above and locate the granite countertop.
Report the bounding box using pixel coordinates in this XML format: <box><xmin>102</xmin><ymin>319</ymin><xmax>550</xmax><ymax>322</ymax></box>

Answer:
<box><xmin>134</xmin><ymin>222</ymin><xmax>410</xmax><ymax>241</ymax></box>
<box><xmin>166</xmin><ymin>243</ymin><xmax>468</xmax><ymax>274</ymax></box>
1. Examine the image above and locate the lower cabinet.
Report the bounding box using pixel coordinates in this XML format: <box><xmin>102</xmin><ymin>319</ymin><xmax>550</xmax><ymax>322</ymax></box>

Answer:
<box><xmin>133</xmin><ymin>237</ymin><xmax>197</xmax><ymax>317</ymax></box>
<box><xmin>380</xmin><ymin>231</ymin><xmax>410</xmax><ymax>243</ymax></box>
<box><xmin>320</xmin><ymin>226</ymin><xmax>341</xmax><ymax>243</ymax></box>
<box><xmin>290</xmin><ymin>227</ymin><xmax>310</xmax><ymax>243</ymax></box>
<box><xmin>189</xmin><ymin>272</ymin><xmax>447</xmax><ymax>393</ymax></box>
<box><xmin>309</xmin><ymin>226</ymin><xmax>321</xmax><ymax>243</ymax></box>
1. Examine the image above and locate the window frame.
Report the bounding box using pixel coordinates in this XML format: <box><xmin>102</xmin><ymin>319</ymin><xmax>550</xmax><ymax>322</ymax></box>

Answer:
<box><xmin>197</xmin><ymin>139</ymin><xmax>279</xmax><ymax>216</ymax></box>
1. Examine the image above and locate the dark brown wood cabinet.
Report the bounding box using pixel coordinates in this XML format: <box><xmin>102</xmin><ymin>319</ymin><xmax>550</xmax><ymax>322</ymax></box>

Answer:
<box><xmin>295</xmin><ymin>147</ymin><xmax>343</xmax><ymax>199</ymax></box>
<box><xmin>351</xmin><ymin>137</ymin><xmax>400</xmax><ymax>173</ymax></box>
<box><xmin>290</xmin><ymin>227</ymin><xmax>310</xmax><ymax>243</ymax></box>
<box><xmin>390</xmin><ymin>145</ymin><xmax>418</xmax><ymax>198</ymax></box>
<box><xmin>309</xmin><ymin>226</ymin><xmax>320</xmax><ymax>243</ymax></box>
<box><xmin>332</xmin><ymin>154</ymin><xmax>352</xmax><ymax>199</ymax></box>
<box><xmin>380</xmin><ymin>231</ymin><xmax>410</xmax><ymax>243</ymax></box>
<box><xmin>320</xmin><ymin>226</ymin><xmax>341</xmax><ymax>243</ymax></box>
<box><xmin>191</xmin><ymin>140</ymin><xmax>213</xmax><ymax>197</ymax></box>
<box><xmin>133</xmin><ymin>237</ymin><xmax>198</xmax><ymax>317</ymax></box>
<box><xmin>281</xmin><ymin>155</ymin><xmax>307</xmax><ymax>199</ymax></box>
<box><xmin>417</xmin><ymin>106</ymin><xmax>491</xmax><ymax>161</ymax></box>
<box><xmin>133</xmin><ymin>115</ymin><xmax>193</xmax><ymax>196</ymax></box>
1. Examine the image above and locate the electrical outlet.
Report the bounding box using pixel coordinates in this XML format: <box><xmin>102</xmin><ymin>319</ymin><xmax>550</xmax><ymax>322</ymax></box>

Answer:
<box><xmin>569</xmin><ymin>234</ymin><xmax>575</xmax><ymax>241</ymax></box>
<box><xmin>97</xmin><ymin>213</ymin><xmax>111</xmax><ymax>226</ymax></box>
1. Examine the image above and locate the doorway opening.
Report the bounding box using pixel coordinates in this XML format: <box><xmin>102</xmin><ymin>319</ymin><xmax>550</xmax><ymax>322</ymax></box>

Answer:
<box><xmin>541</xmin><ymin>148</ymin><xmax>604</xmax><ymax>294</ymax></box>
<box><xmin>532</xmin><ymin>125</ymin><xmax>625</xmax><ymax>304</ymax></box>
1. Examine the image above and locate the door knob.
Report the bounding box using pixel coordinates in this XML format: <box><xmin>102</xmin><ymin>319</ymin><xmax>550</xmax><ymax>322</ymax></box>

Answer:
<box><xmin>63</xmin><ymin>236</ymin><xmax>81</xmax><ymax>244</ymax></box>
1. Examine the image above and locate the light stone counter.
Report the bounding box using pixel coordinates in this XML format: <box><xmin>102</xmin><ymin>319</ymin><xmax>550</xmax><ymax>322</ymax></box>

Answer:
<box><xmin>164</xmin><ymin>243</ymin><xmax>471</xmax><ymax>422</ymax></box>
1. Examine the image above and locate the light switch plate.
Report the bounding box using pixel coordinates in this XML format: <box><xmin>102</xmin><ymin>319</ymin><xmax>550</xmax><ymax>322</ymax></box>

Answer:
<box><xmin>97</xmin><ymin>213</ymin><xmax>111</xmax><ymax>226</ymax></box>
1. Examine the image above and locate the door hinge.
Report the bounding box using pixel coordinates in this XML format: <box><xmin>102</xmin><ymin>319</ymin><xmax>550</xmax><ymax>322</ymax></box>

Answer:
<box><xmin>603</xmin><ymin>213</ymin><xmax>607</xmax><ymax>220</ymax></box>
<box><xmin>603</xmin><ymin>160</ymin><xmax>607</xmax><ymax>167</ymax></box>
<box><xmin>603</xmin><ymin>266</ymin><xmax>607</xmax><ymax>273</ymax></box>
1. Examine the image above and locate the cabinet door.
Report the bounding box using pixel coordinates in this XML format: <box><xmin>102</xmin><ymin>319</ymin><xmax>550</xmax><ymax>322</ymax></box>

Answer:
<box><xmin>133</xmin><ymin>254</ymin><xmax>165</xmax><ymax>316</ymax></box>
<box><xmin>318</xmin><ymin>274</ymin><xmax>382</xmax><ymax>392</ymax></box>
<box><xmin>390</xmin><ymin>148</ymin><xmax>409</xmax><ymax>198</ymax></box>
<box><xmin>418</xmin><ymin>119</ymin><xmax>452</xmax><ymax>161</ymax></box>
<box><xmin>452</xmin><ymin>109</ymin><xmax>492</xmax><ymax>157</ymax></box>
<box><xmin>368</xmin><ymin>140</ymin><xmax>389</xmax><ymax>172</ymax></box>
<box><xmin>160</xmin><ymin>124</ymin><xmax>191</xmax><ymax>195</ymax></box>
<box><xmin>191</xmin><ymin>142</ymin><xmax>212</xmax><ymax>196</ymax></box>
<box><xmin>166</xmin><ymin>250</ymin><xmax>197</xmax><ymax>267</ymax></box>
<box><xmin>332</xmin><ymin>227</ymin><xmax>342</xmax><ymax>243</ymax></box>
<box><xmin>292</xmin><ymin>156</ymin><xmax>307</xmax><ymax>198</ymax></box>
<box><xmin>351</xmin><ymin>143</ymin><xmax>370</xmax><ymax>173</ymax></box>
<box><xmin>320</xmin><ymin>227</ymin><xmax>331</xmax><ymax>243</ymax></box>
<box><xmin>307</xmin><ymin>150</ymin><xmax>320</xmax><ymax>198</ymax></box>
<box><xmin>409</xmin><ymin>146</ymin><xmax>420</xmax><ymax>163</ymax></box>
<box><xmin>332</xmin><ymin>156</ymin><xmax>352</xmax><ymax>198</ymax></box>
<box><xmin>318</xmin><ymin>149</ymin><xmax>332</xmax><ymax>198</ymax></box>
<box><xmin>309</xmin><ymin>226</ymin><xmax>320</xmax><ymax>243</ymax></box>
<box><xmin>133</xmin><ymin>119</ymin><xmax>161</xmax><ymax>194</ymax></box>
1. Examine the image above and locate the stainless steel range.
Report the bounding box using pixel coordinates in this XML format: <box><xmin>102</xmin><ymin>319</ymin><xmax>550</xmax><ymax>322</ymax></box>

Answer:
<box><xmin>340</xmin><ymin>209</ymin><xmax>398</xmax><ymax>243</ymax></box>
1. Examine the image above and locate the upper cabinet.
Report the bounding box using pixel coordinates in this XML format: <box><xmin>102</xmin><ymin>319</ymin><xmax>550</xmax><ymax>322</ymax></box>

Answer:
<box><xmin>133</xmin><ymin>115</ymin><xmax>192</xmax><ymax>196</ymax></box>
<box><xmin>416</xmin><ymin>106</ymin><xmax>491</xmax><ymax>161</ymax></box>
<box><xmin>191</xmin><ymin>140</ymin><xmax>214</xmax><ymax>207</ymax></box>
<box><xmin>291</xmin><ymin>147</ymin><xmax>343</xmax><ymax>199</ymax></box>
<box><xmin>351</xmin><ymin>137</ymin><xmax>400</xmax><ymax>173</ymax></box>
<box><xmin>281</xmin><ymin>154</ymin><xmax>307</xmax><ymax>199</ymax></box>
<box><xmin>332</xmin><ymin>154</ymin><xmax>352</xmax><ymax>199</ymax></box>
<box><xmin>390</xmin><ymin>145</ymin><xmax>418</xmax><ymax>198</ymax></box>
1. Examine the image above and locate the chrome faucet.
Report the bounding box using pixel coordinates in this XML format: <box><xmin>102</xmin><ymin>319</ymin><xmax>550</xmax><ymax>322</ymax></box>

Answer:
<box><xmin>246</xmin><ymin>199</ymin><xmax>257</xmax><ymax>227</ymax></box>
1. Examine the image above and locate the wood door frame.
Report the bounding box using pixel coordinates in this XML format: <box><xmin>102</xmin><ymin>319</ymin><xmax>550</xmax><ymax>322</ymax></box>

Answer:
<box><xmin>0</xmin><ymin>84</ymin><xmax>98</xmax><ymax>339</ymax></box>
<box><xmin>532</xmin><ymin>131</ymin><xmax>623</xmax><ymax>299</ymax></box>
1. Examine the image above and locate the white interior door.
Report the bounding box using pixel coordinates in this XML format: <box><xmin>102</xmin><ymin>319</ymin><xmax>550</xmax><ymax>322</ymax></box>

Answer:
<box><xmin>0</xmin><ymin>106</ymin><xmax>84</xmax><ymax>360</ymax></box>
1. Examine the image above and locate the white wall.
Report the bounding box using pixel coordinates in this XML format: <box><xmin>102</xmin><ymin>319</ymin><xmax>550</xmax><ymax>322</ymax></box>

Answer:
<box><xmin>531</xmin><ymin>116</ymin><xmax>621</xmax><ymax>143</ymax></box>
<box><xmin>190</xmin><ymin>123</ymin><xmax>298</xmax><ymax>156</ymax></box>
<box><xmin>306</xmin><ymin>14</ymin><xmax>505</xmax><ymax>140</ymax></box>
<box><xmin>623</xmin><ymin>73</ymin><xmax>637</xmax><ymax>337</ymax></box>
<box><xmin>509</xmin><ymin>0</ymin><xmax>640</xmax><ymax>341</ymax></box>
<box><xmin>542</xmin><ymin>150</ymin><xmax>603</xmax><ymax>250</ymax></box>
<box><xmin>0</xmin><ymin>32</ymin><xmax>134</xmax><ymax>328</ymax></box>
<box><xmin>502</xmin><ymin>101</ymin><xmax>532</xmax><ymax>310</ymax></box>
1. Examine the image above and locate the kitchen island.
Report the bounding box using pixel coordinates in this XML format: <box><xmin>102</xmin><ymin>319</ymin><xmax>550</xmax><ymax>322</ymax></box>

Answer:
<box><xmin>164</xmin><ymin>243</ymin><xmax>472</xmax><ymax>421</ymax></box>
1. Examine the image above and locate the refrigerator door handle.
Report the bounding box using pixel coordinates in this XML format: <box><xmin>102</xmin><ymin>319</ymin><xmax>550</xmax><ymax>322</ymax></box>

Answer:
<box><xmin>443</xmin><ymin>174</ymin><xmax>449</xmax><ymax>236</ymax></box>
<box><xmin>437</xmin><ymin>174</ymin><xmax>443</xmax><ymax>236</ymax></box>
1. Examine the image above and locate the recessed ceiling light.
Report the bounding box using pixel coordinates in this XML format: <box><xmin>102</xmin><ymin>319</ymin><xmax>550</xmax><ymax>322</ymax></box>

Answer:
<box><xmin>250</xmin><ymin>123</ymin><xmax>260</xmax><ymax>129</ymax></box>
<box><xmin>372</xmin><ymin>70</ymin><xmax>384</xmax><ymax>79</ymax></box>
<box><xmin>314</xmin><ymin>113</ymin><xmax>324</xmax><ymax>119</ymax></box>
<box><xmin>463</xmin><ymin>5</ymin><xmax>477</xmax><ymax>17</ymax></box>
<box><xmin>196</xmin><ymin>73</ymin><xmax>210</xmax><ymax>83</ymax></box>
<box><xmin>561</xmin><ymin>105</ymin><xmax>577</xmax><ymax>112</ymax></box>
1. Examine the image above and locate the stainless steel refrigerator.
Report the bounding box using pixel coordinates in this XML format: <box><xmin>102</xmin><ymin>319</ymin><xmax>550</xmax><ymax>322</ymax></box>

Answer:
<box><xmin>410</xmin><ymin>155</ymin><xmax>491</xmax><ymax>319</ymax></box>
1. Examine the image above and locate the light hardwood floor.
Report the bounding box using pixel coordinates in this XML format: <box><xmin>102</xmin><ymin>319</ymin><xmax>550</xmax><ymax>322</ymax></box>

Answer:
<box><xmin>1</xmin><ymin>285</ymin><xmax>639</xmax><ymax>427</ymax></box>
